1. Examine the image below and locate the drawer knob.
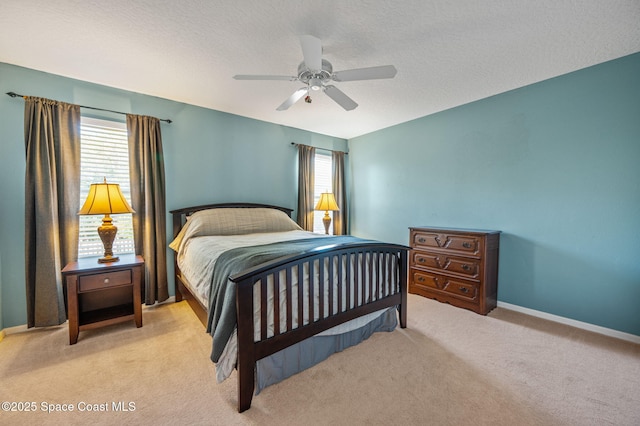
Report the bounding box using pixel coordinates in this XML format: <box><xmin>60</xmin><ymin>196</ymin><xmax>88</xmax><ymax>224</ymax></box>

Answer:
<box><xmin>462</xmin><ymin>264</ymin><xmax>470</xmax><ymax>271</ymax></box>
<box><xmin>418</xmin><ymin>257</ymin><xmax>425</xmax><ymax>263</ymax></box>
<box><xmin>462</xmin><ymin>242</ymin><xmax>472</xmax><ymax>248</ymax></box>
<box><xmin>459</xmin><ymin>287</ymin><xmax>469</xmax><ymax>293</ymax></box>
<box><xmin>418</xmin><ymin>237</ymin><xmax>426</xmax><ymax>243</ymax></box>
<box><xmin>104</xmin><ymin>278</ymin><xmax>110</xmax><ymax>284</ymax></box>
<box><xmin>417</xmin><ymin>277</ymin><xmax>425</xmax><ymax>283</ymax></box>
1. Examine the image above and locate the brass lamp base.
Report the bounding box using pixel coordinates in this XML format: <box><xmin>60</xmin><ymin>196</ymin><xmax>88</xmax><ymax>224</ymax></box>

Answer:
<box><xmin>322</xmin><ymin>211</ymin><xmax>332</xmax><ymax>235</ymax></box>
<box><xmin>97</xmin><ymin>214</ymin><xmax>120</xmax><ymax>263</ymax></box>
<box><xmin>98</xmin><ymin>255</ymin><xmax>120</xmax><ymax>264</ymax></box>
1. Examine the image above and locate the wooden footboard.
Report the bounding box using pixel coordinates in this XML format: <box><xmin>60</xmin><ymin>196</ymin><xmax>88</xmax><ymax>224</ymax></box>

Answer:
<box><xmin>231</xmin><ymin>242</ymin><xmax>407</xmax><ymax>412</ymax></box>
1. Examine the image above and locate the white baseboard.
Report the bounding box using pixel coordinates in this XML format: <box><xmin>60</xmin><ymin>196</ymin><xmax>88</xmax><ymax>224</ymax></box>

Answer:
<box><xmin>497</xmin><ymin>301</ymin><xmax>640</xmax><ymax>344</ymax></box>
<box><xmin>2</xmin><ymin>323</ymin><xmax>40</xmax><ymax>336</ymax></box>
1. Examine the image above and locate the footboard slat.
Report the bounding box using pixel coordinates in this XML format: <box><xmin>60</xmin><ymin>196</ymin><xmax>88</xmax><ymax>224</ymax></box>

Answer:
<box><xmin>328</xmin><ymin>255</ymin><xmax>334</xmax><ymax>316</ymax></box>
<box><xmin>297</xmin><ymin>263</ymin><xmax>304</xmax><ymax>329</ymax></box>
<box><xmin>308</xmin><ymin>260</ymin><xmax>314</xmax><ymax>324</ymax></box>
<box><xmin>382</xmin><ymin>252</ymin><xmax>387</xmax><ymax>299</ymax></box>
<box><xmin>337</xmin><ymin>254</ymin><xmax>343</xmax><ymax>314</ymax></box>
<box><xmin>286</xmin><ymin>267</ymin><xmax>293</xmax><ymax>331</ymax></box>
<box><xmin>273</xmin><ymin>271</ymin><xmax>280</xmax><ymax>336</ymax></box>
<box><xmin>319</xmin><ymin>257</ymin><xmax>325</xmax><ymax>322</ymax></box>
<box><xmin>378</xmin><ymin>252</ymin><xmax>383</xmax><ymax>302</ymax></box>
<box><xmin>260</xmin><ymin>275</ymin><xmax>268</xmax><ymax>341</ymax></box>
<box><xmin>346</xmin><ymin>253</ymin><xmax>351</xmax><ymax>312</ymax></box>
<box><xmin>369</xmin><ymin>252</ymin><xmax>375</xmax><ymax>303</ymax></box>
<box><xmin>357</xmin><ymin>251</ymin><xmax>363</xmax><ymax>306</ymax></box>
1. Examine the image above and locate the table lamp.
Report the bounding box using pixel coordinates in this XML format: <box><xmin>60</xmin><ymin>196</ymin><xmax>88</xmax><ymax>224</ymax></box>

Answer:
<box><xmin>78</xmin><ymin>178</ymin><xmax>135</xmax><ymax>263</ymax></box>
<box><xmin>314</xmin><ymin>192</ymin><xmax>339</xmax><ymax>235</ymax></box>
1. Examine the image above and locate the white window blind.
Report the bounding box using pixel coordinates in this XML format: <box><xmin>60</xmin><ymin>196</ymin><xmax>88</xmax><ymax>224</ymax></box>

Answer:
<box><xmin>78</xmin><ymin>117</ymin><xmax>135</xmax><ymax>258</ymax></box>
<box><xmin>313</xmin><ymin>152</ymin><xmax>333</xmax><ymax>234</ymax></box>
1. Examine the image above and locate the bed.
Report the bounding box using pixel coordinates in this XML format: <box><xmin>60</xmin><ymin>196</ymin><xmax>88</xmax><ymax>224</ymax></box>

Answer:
<box><xmin>169</xmin><ymin>203</ymin><xmax>408</xmax><ymax>412</ymax></box>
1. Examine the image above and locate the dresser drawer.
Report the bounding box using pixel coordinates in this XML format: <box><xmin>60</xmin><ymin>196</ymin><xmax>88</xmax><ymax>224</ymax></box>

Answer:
<box><xmin>410</xmin><ymin>269</ymin><xmax>478</xmax><ymax>302</ymax></box>
<box><xmin>78</xmin><ymin>270</ymin><xmax>132</xmax><ymax>292</ymax></box>
<box><xmin>411</xmin><ymin>230</ymin><xmax>482</xmax><ymax>256</ymax></box>
<box><xmin>410</xmin><ymin>251</ymin><xmax>480</xmax><ymax>279</ymax></box>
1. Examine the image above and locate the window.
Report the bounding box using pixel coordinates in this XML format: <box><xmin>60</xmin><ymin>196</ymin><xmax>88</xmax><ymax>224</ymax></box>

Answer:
<box><xmin>313</xmin><ymin>151</ymin><xmax>333</xmax><ymax>234</ymax></box>
<box><xmin>78</xmin><ymin>117</ymin><xmax>135</xmax><ymax>258</ymax></box>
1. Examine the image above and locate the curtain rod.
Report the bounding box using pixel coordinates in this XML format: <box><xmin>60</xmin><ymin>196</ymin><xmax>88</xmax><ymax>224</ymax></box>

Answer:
<box><xmin>6</xmin><ymin>92</ymin><xmax>172</xmax><ymax>123</ymax></box>
<box><xmin>291</xmin><ymin>142</ymin><xmax>348</xmax><ymax>155</ymax></box>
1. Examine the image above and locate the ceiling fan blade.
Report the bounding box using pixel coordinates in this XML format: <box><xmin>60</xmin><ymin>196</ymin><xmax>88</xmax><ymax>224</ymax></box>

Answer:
<box><xmin>234</xmin><ymin>75</ymin><xmax>297</xmax><ymax>81</ymax></box>
<box><xmin>323</xmin><ymin>85</ymin><xmax>358</xmax><ymax>111</ymax></box>
<box><xmin>332</xmin><ymin>65</ymin><xmax>397</xmax><ymax>82</ymax></box>
<box><xmin>300</xmin><ymin>35</ymin><xmax>322</xmax><ymax>71</ymax></box>
<box><xmin>276</xmin><ymin>87</ymin><xmax>308</xmax><ymax>111</ymax></box>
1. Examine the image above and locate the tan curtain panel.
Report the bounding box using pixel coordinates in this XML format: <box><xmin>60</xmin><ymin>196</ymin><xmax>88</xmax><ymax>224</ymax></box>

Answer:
<box><xmin>332</xmin><ymin>151</ymin><xmax>348</xmax><ymax>235</ymax></box>
<box><xmin>126</xmin><ymin>114</ymin><xmax>168</xmax><ymax>304</ymax></box>
<box><xmin>297</xmin><ymin>144</ymin><xmax>316</xmax><ymax>231</ymax></box>
<box><xmin>24</xmin><ymin>97</ymin><xmax>81</xmax><ymax>327</ymax></box>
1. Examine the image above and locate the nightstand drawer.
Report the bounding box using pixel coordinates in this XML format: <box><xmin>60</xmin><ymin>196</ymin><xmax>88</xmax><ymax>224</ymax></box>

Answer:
<box><xmin>79</xmin><ymin>270</ymin><xmax>132</xmax><ymax>292</ymax></box>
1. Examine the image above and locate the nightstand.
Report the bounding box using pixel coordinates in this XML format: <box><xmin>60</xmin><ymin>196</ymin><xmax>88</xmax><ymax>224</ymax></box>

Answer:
<box><xmin>62</xmin><ymin>254</ymin><xmax>144</xmax><ymax>344</ymax></box>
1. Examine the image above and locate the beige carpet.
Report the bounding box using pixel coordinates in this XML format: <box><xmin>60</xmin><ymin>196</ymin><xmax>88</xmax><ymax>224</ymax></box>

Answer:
<box><xmin>1</xmin><ymin>295</ymin><xmax>638</xmax><ymax>426</ymax></box>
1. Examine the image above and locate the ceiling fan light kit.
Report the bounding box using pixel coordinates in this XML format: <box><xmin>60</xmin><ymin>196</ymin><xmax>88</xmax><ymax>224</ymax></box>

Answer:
<box><xmin>309</xmin><ymin>77</ymin><xmax>323</xmax><ymax>91</ymax></box>
<box><xmin>233</xmin><ymin>35</ymin><xmax>397</xmax><ymax>111</ymax></box>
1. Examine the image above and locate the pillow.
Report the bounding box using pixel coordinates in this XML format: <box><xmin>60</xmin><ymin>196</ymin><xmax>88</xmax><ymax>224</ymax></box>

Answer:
<box><xmin>169</xmin><ymin>207</ymin><xmax>302</xmax><ymax>251</ymax></box>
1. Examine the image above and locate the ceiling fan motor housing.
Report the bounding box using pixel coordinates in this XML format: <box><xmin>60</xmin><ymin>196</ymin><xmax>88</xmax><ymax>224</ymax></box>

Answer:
<box><xmin>298</xmin><ymin>59</ymin><xmax>333</xmax><ymax>89</ymax></box>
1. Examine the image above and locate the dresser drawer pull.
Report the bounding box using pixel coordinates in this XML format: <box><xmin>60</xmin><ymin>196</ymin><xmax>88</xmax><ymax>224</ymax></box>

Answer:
<box><xmin>461</xmin><ymin>264</ymin><xmax>470</xmax><ymax>271</ymax></box>
<box><xmin>417</xmin><ymin>277</ymin><xmax>425</xmax><ymax>283</ymax></box>
<box><xmin>459</xmin><ymin>287</ymin><xmax>469</xmax><ymax>293</ymax></box>
<box><xmin>104</xmin><ymin>278</ymin><xmax>110</xmax><ymax>284</ymax></box>
<box><xmin>462</xmin><ymin>242</ymin><xmax>472</xmax><ymax>248</ymax></box>
<box><xmin>418</xmin><ymin>237</ymin><xmax>426</xmax><ymax>243</ymax></box>
<box><xmin>418</xmin><ymin>257</ymin><xmax>425</xmax><ymax>263</ymax></box>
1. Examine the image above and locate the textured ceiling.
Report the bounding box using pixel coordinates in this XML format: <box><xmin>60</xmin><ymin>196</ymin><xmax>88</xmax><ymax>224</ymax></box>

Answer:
<box><xmin>1</xmin><ymin>1</ymin><xmax>639</xmax><ymax>139</ymax></box>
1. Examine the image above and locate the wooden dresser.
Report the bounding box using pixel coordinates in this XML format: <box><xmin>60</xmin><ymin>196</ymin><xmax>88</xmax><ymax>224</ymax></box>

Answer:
<box><xmin>409</xmin><ymin>227</ymin><xmax>500</xmax><ymax>315</ymax></box>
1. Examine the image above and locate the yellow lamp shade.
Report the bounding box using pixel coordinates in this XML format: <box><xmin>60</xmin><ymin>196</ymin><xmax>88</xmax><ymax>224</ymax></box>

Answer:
<box><xmin>314</xmin><ymin>192</ymin><xmax>339</xmax><ymax>211</ymax></box>
<box><xmin>79</xmin><ymin>180</ymin><xmax>135</xmax><ymax>215</ymax></box>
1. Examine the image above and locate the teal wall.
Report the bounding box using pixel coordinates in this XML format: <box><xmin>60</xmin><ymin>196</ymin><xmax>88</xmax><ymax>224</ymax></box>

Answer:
<box><xmin>0</xmin><ymin>62</ymin><xmax>346</xmax><ymax>328</ymax></box>
<box><xmin>349</xmin><ymin>53</ymin><xmax>640</xmax><ymax>336</ymax></box>
<box><xmin>2</xmin><ymin>54</ymin><xmax>639</xmax><ymax>336</ymax></box>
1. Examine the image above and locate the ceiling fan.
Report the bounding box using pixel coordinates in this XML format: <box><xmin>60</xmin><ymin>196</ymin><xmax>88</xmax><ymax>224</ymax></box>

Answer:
<box><xmin>233</xmin><ymin>35</ymin><xmax>397</xmax><ymax>111</ymax></box>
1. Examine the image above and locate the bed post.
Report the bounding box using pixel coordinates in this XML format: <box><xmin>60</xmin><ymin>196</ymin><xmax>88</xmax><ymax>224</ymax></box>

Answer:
<box><xmin>236</xmin><ymin>278</ymin><xmax>255</xmax><ymax>413</ymax></box>
<box><xmin>399</xmin><ymin>249</ymin><xmax>408</xmax><ymax>328</ymax></box>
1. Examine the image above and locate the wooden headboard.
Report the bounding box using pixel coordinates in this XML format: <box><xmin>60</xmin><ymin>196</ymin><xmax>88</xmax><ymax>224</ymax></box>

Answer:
<box><xmin>169</xmin><ymin>203</ymin><xmax>294</xmax><ymax>238</ymax></box>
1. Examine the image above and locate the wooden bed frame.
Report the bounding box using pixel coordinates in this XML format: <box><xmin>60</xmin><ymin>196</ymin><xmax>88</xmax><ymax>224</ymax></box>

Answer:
<box><xmin>170</xmin><ymin>203</ymin><xmax>408</xmax><ymax>412</ymax></box>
